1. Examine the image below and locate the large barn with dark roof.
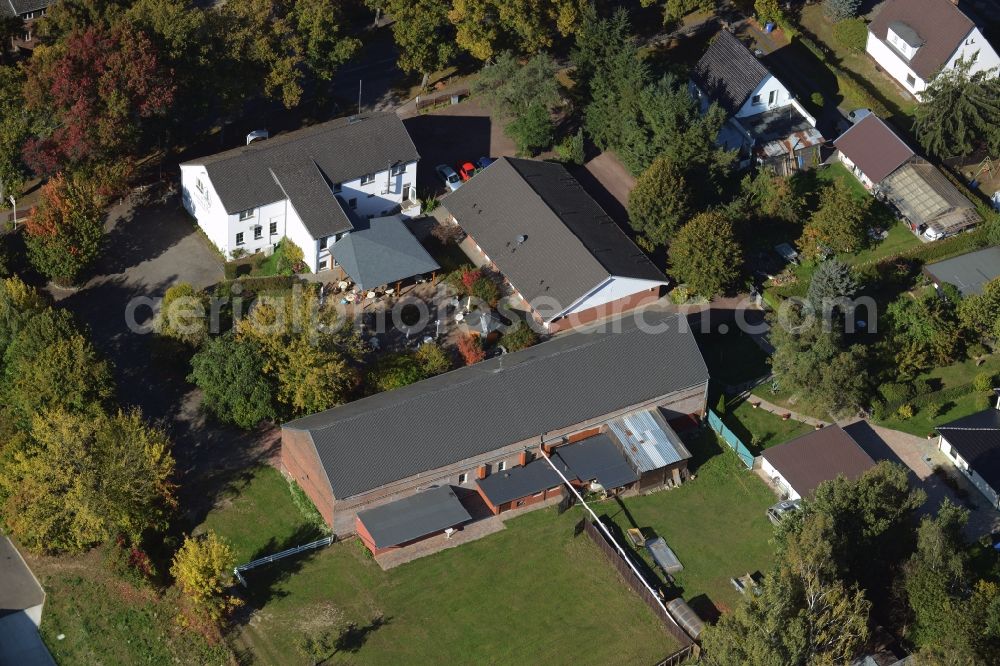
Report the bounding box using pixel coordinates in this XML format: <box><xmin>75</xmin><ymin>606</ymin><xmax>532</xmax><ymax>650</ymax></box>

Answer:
<box><xmin>281</xmin><ymin>313</ymin><xmax>709</xmax><ymax>536</ymax></box>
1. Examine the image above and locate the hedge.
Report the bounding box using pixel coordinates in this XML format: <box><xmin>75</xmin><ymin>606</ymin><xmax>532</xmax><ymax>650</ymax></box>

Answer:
<box><xmin>876</xmin><ymin>381</ymin><xmax>978</xmax><ymax>416</ymax></box>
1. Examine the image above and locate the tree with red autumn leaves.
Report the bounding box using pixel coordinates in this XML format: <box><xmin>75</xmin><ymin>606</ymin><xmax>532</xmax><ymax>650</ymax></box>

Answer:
<box><xmin>24</xmin><ymin>172</ymin><xmax>107</xmax><ymax>285</ymax></box>
<box><xmin>22</xmin><ymin>25</ymin><xmax>175</xmax><ymax>175</ymax></box>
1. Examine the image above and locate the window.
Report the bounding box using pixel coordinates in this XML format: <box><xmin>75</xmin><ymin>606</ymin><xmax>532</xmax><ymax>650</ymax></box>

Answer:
<box><xmin>906</xmin><ymin>73</ymin><xmax>916</xmax><ymax>87</ymax></box>
<box><xmin>367</xmin><ymin>193</ymin><xmax>375</xmax><ymax>198</ymax></box>
<box><xmin>751</xmin><ymin>94</ymin><xmax>762</xmax><ymax>105</ymax></box>
<box><xmin>515</xmin><ymin>499</ymin><xmax>525</xmax><ymax>507</ymax></box>
<box><xmin>390</xmin><ymin>164</ymin><xmax>405</xmax><ymax>177</ymax></box>
<box><xmin>333</xmin><ymin>182</ymin><xmax>342</xmax><ymax>193</ymax></box>
<box><xmin>768</xmin><ymin>90</ymin><xmax>777</xmax><ymax>105</ymax></box>
<box><xmin>319</xmin><ymin>236</ymin><xmax>328</xmax><ymax>249</ymax></box>
<box><xmin>348</xmin><ymin>198</ymin><xmax>357</xmax><ymax>210</ymax></box>
<box><xmin>22</xmin><ymin>32</ymin><xmax>31</xmax><ymax>42</ymax></box>
<box><xmin>253</xmin><ymin>226</ymin><xmax>262</xmax><ymax>240</ymax></box>
<box><xmin>360</xmin><ymin>173</ymin><xmax>375</xmax><ymax>185</ymax></box>
<box><xmin>235</xmin><ymin>232</ymin><xmax>244</xmax><ymax>246</ymax></box>
<box><xmin>458</xmin><ymin>472</ymin><xmax>468</xmax><ymax>484</ymax></box>
<box><xmin>497</xmin><ymin>461</ymin><xmax>507</xmax><ymax>472</ymax></box>
<box><xmin>318</xmin><ymin>259</ymin><xmax>328</xmax><ymax>270</ymax></box>
<box><xmin>23</xmin><ymin>11</ymin><xmax>33</xmax><ymax>19</ymax></box>
<box><xmin>269</xmin><ymin>221</ymin><xmax>277</xmax><ymax>236</ymax></box>
<box><xmin>239</xmin><ymin>208</ymin><xmax>255</xmax><ymax>221</ymax></box>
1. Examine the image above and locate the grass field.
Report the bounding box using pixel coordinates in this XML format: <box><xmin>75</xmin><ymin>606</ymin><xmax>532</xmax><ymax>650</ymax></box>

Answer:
<box><xmin>207</xmin><ymin>470</ymin><xmax>682</xmax><ymax>665</ymax></box>
<box><xmin>30</xmin><ymin>550</ymin><xmax>232</xmax><ymax>665</ymax></box>
<box><xmin>601</xmin><ymin>430</ymin><xmax>777</xmax><ymax>617</ymax></box>
<box><xmin>722</xmin><ymin>399</ymin><xmax>815</xmax><ymax>453</ymax></box>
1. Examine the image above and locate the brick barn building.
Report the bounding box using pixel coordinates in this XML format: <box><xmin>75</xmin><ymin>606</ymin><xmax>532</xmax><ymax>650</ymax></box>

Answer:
<box><xmin>441</xmin><ymin>157</ymin><xmax>670</xmax><ymax>333</ymax></box>
<box><xmin>281</xmin><ymin>313</ymin><xmax>710</xmax><ymax>546</ymax></box>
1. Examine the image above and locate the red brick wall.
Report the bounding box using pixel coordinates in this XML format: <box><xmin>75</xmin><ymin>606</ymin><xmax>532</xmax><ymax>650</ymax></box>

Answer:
<box><xmin>280</xmin><ymin>429</ymin><xmax>336</xmax><ymax>528</ymax></box>
<box><xmin>546</xmin><ymin>287</ymin><xmax>662</xmax><ymax>333</ymax></box>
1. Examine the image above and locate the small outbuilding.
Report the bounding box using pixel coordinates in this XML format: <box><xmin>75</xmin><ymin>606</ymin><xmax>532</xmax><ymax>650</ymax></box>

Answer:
<box><xmin>475</xmin><ymin>457</ymin><xmax>567</xmax><ymax>515</ymax></box>
<box><xmin>761</xmin><ymin>426</ymin><xmax>876</xmax><ymax>500</ymax></box>
<box><xmin>329</xmin><ymin>214</ymin><xmax>439</xmax><ymax>291</ymax></box>
<box><xmin>355</xmin><ymin>485</ymin><xmax>472</xmax><ymax>556</ymax></box>
<box><xmin>923</xmin><ymin>246</ymin><xmax>1000</xmax><ymax>297</ymax></box>
<box><xmin>937</xmin><ymin>401</ymin><xmax>1000</xmax><ymax>508</ymax></box>
<box><xmin>555</xmin><ymin>433</ymin><xmax>639</xmax><ymax>493</ymax></box>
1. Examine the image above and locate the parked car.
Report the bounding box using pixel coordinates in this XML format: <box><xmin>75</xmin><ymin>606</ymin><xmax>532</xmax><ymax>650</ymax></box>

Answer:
<box><xmin>848</xmin><ymin>108</ymin><xmax>872</xmax><ymax>124</ymax></box>
<box><xmin>766</xmin><ymin>499</ymin><xmax>801</xmax><ymax>525</ymax></box>
<box><xmin>457</xmin><ymin>161</ymin><xmax>477</xmax><ymax>181</ymax></box>
<box><xmin>922</xmin><ymin>226</ymin><xmax>946</xmax><ymax>241</ymax></box>
<box><xmin>435</xmin><ymin>164</ymin><xmax>461</xmax><ymax>192</ymax></box>
<box><xmin>475</xmin><ymin>156</ymin><xmax>496</xmax><ymax>170</ymax></box>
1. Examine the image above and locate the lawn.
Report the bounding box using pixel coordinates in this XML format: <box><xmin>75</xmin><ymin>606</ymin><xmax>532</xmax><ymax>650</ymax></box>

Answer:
<box><xmin>600</xmin><ymin>430</ymin><xmax>777</xmax><ymax>616</ymax></box>
<box><xmin>721</xmin><ymin>399</ymin><xmax>815</xmax><ymax>453</ymax></box>
<box><xmin>206</xmin><ymin>470</ymin><xmax>681</xmax><ymax>664</ymax></box>
<box><xmin>797</xmin><ymin>5</ymin><xmax>918</xmax><ymax>127</ymax></box>
<box><xmin>29</xmin><ymin>550</ymin><xmax>232</xmax><ymax>665</ymax></box>
<box><xmin>695</xmin><ymin>329</ymin><xmax>770</xmax><ymax>387</ymax></box>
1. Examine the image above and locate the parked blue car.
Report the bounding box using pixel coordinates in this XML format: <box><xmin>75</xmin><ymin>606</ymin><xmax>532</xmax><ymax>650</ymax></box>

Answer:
<box><xmin>475</xmin><ymin>157</ymin><xmax>496</xmax><ymax>170</ymax></box>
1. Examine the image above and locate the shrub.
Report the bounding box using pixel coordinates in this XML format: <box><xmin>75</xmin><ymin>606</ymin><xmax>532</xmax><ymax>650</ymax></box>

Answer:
<box><xmin>879</xmin><ymin>382</ymin><xmax>915</xmax><ymax>405</ymax></box>
<box><xmin>968</xmin><ymin>342</ymin><xmax>989</xmax><ymax>360</ymax></box>
<box><xmin>170</xmin><ymin>531</ymin><xmax>242</xmax><ymax>623</ymax></box>
<box><xmin>457</xmin><ymin>333</ymin><xmax>486</xmax><ymax>365</ymax></box>
<box><xmin>870</xmin><ymin>399</ymin><xmax>888</xmax><ymax>421</ymax></box>
<box><xmin>422</xmin><ymin>196</ymin><xmax>439</xmax><ymax>213</ymax></box>
<box><xmin>973</xmin><ymin>372</ymin><xmax>996</xmax><ymax>393</ymax></box>
<box><xmin>824</xmin><ymin>0</ymin><xmax>861</xmax><ymax>22</ymax></box>
<box><xmin>415</xmin><ymin>341</ymin><xmax>452</xmax><ymax>375</ymax></box>
<box><xmin>925</xmin><ymin>402</ymin><xmax>942</xmax><ymax>419</ymax></box>
<box><xmin>470</xmin><ymin>276</ymin><xmax>500</xmax><ymax>307</ymax></box>
<box><xmin>896</xmin><ymin>404</ymin><xmax>914</xmax><ymax>420</ymax></box>
<box><xmin>810</xmin><ymin>92</ymin><xmax>825</xmax><ymax>110</ymax></box>
<box><xmin>716</xmin><ymin>393</ymin><xmax>728</xmax><ymax>416</ymax></box>
<box><xmin>502</xmin><ymin>322</ymin><xmax>538</xmax><ymax>352</ymax></box>
<box><xmin>506</xmin><ymin>102</ymin><xmax>554</xmax><ymax>156</ymax></box>
<box><xmin>833</xmin><ymin>18</ymin><xmax>868</xmax><ymax>53</ymax></box>
<box><xmin>158</xmin><ymin>283</ymin><xmax>208</xmax><ymax>347</ymax></box>
<box><xmin>554</xmin><ymin>129</ymin><xmax>585</xmax><ymax>165</ymax></box>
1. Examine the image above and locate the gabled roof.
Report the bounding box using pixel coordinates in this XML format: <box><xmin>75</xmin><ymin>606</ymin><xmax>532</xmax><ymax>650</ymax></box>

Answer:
<box><xmin>442</xmin><ymin>158</ymin><xmax>665</xmax><ymax>320</ymax></box>
<box><xmin>762</xmin><ymin>426</ymin><xmax>876</xmax><ymax>498</ymax></box>
<box><xmin>329</xmin><ymin>215</ymin><xmax>440</xmax><ymax>290</ymax></box>
<box><xmin>938</xmin><ymin>408</ymin><xmax>1000</xmax><ymax>490</ymax></box>
<box><xmin>0</xmin><ymin>536</ymin><xmax>45</xmax><ymax>615</ymax></box>
<box><xmin>283</xmin><ymin>313</ymin><xmax>709</xmax><ymax>499</ymax></box>
<box><xmin>0</xmin><ymin>0</ymin><xmax>53</xmax><ymax>17</ymax></box>
<box><xmin>692</xmin><ymin>30</ymin><xmax>771</xmax><ymax>115</ymax></box>
<box><xmin>834</xmin><ymin>114</ymin><xmax>915</xmax><ymax>184</ymax></box>
<box><xmin>924</xmin><ymin>246</ymin><xmax>1000</xmax><ymax>296</ymax></box>
<box><xmin>881</xmin><ymin>159</ymin><xmax>981</xmax><ymax>234</ymax></box>
<box><xmin>356</xmin><ymin>485</ymin><xmax>472</xmax><ymax>550</ymax></box>
<box><xmin>869</xmin><ymin>0</ymin><xmax>976</xmax><ymax>79</ymax></box>
<box><xmin>181</xmin><ymin>113</ymin><xmax>419</xmax><ymax>218</ymax></box>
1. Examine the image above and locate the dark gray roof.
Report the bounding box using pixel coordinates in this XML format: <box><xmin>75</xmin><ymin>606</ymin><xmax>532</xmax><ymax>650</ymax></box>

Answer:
<box><xmin>924</xmin><ymin>246</ymin><xmax>1000</xmax><ymax>296</ymax></box>
<box><xmin>476</xmin><ymin>458</ymin><xmax>565</xmax><ymax>506</ymax></box>
<box><xmin>834</xmin><ymin>114</ymin><xmax>914</xmax><ymax>184</ymax></box>
<box><xmin>0</xmin><ymin>536</ymin><xmax>44</xmax><ymax>616</ymax></box>
<box><xmin>555</xmin><ymin>433</ymin><xmax>639</xmax><ymax>490</ymax></box>
<box><xmin>1</xmin><ymin>0</ymin><xmax>53</xmax><ymax>17</ymax></box>
<box><xmin>330</xmin><ymin>215</ymin><xmax>440</xmax><ymax>290</ymax></box>
<box><xmin>692</xmin><ymin>31</ymin><xmax>771</xmax><ymax>115</ymax></box>
<box><xmin>271</xmin><ymin>163</ymin><xmax>354</xmax><ymax>238</ymax></box>
<box><xmin>442</xmin><ymin>158</ymin><xmax>665</xmax><ymax>320</ymax></box>
<box><xmin>181</xmin><ymin>113</ymin><xmax>419</xmax><ymax>218</ymax></box>
<box><xmin>762</xmin><ymin>426</ymin><xmax>876</xmax><ymax>498</ymax></box>
<box><xmin>938</xmin><ymin>408</ymin><xmax>1000</xmax><ymax>490</ymax></box>
<box><xmin>356</xmin><ymin>485</ymin><xmax>472</xmax><ymax>549</ymax></box>
<box><xmin>283</xmin><ymin>313</ymin><xmax>709</xmax><ymax>499</ymax></box>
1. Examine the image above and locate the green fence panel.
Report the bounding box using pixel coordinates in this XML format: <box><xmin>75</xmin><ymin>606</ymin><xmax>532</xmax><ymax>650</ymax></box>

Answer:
<box><xmin>707</xmin><ymin>410</ymin><xmax>754</xmax><ymax>469</ymax></box>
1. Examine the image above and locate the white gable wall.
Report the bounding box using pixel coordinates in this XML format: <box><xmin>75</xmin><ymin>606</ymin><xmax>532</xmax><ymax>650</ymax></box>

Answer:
<box><xmin>944</xmin><ymin>27</ymin><xmax>1000</xmax><ymax>80</ymax></box>
<box><xmin>284</xmin><ymin>204</ymin><xmax>321</xmax><ymax>274</ymax></box>
<box><xmin>760</xmin><ymin>456</ymin><xmax>801</xmax><ymax>501</ymax></box>
<box><xmin>556</xmin><ymin>276</ymin><xmax>669</xmax><ymax>320</ymax></box>
<box><xmin>180</xmin><ymin>165</ymin><xmax>230</xmax><ymax>253</ymax></box>
<box><xmin>336</xmin><ymin>161</ymin><xmax>419</xmax><ymax>221</ymax></box>
<box><xmin>735</xmin><ymin>73</ymin><xmax>792</xmax><ymax>118</ymax></box>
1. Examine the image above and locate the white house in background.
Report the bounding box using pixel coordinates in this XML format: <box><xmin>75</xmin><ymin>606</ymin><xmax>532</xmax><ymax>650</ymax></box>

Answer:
<box><xmin>760</xmin><ymin>426</ymin><xmax>876</xmax><ymax>501</ymax></box>
<box><xmin>180</xmin><ymin>112</ymin><xmax>421</xmax><ymax>273</ymax></box>
<box><xmin>690</xmin><ymin>30</ymin><xmax>823</xmax><ymax>175</ymax></box>
<box><xmin>866</xmin><ymin>0</ymin><xmax>1000</xmax><ymax>99</ymax></box>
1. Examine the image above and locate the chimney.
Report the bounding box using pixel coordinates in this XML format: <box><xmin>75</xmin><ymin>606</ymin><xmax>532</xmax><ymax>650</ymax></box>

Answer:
<box><xmin>519</xmin><ymin>450</ymin><xmax>530</xmax><ymax>466</ymax></box>
<box><xmin>477</xmin><ymin>465</ymin><xmax>487</xmax><ymax>480</ymax></box>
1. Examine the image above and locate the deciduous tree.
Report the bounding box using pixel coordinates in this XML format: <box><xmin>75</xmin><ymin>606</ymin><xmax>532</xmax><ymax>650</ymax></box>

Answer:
<box><xmin>0</xmin><ymin>65</ymin><xmax>29</xmax><ymax>197</ymax></box>
<box><xmin>371</xmin><ymin>0</ymin><xmax>456</xmax><ymax>88</ymax></box>
<box><xmin>0</xmin><ymin>408</ymin><xmax>176</xmax><ymax>553</ymax></box>
<box><xmin>628</xmin><ymin>156</ymin><xmax>690</xmax><ymax>249</ymax></box>
<box><xmin>798</xmin><ymin>181</ymin><xmax>873</xmax><ymax>258</ymax></box>
<box><xmin>23</xmin><ymin>172</ymin><xmax>106</xmax><ymax>285</ymax></box>
<box><xmin>159</xmin><ymin>282</ymin><xmax>208</xmax><ymax>347</ymax></box>
<box><xmin>0</xmin><ymin>276</ymin><xmax>47</xmax><ymax>358</ymax></box>
<box><xmin>171</xmin><ymin>531</ymin><xmax>242</xmax><ymax>622</ymax></box>
<box><xmin>449</xmin><ymin>0</ymin><xmax>586</xmax><ymax>60</ymax></box>
<box><xmin>188</xmin><ymin>334</ymin><xmax>277</xmax><ymax>429</ymax></box>
<box><xmin>668</xmin><ymin>211</ymin><xmax>742</xmax><ymax>298</ymax></box>
<box><xmin>506</xmin><ymin>102</ymin><xmax>554</xmax><ymax>155</ymax></box>
<box><xmin>959</xmin><ymin>276</ymin><xmax>1000</xmax><ymax>343</ymax></box>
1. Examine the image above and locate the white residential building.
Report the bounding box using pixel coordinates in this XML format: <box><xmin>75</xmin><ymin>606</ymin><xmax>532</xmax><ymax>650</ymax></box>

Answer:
<box><xmin>180</xmin><ymin>112</ymin><xmax>422</xmax><ymax>274</ymax></box>
<box><xmin>866</xmin><ymin>0</ymin><xmax>1000</xmax><ymax>99</ymax></box>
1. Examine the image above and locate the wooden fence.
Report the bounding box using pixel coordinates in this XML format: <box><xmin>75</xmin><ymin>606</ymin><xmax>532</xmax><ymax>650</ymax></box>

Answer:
<box><xmin>415</xmin><ymin>88</ymin><xmax>470</xmax><ymax>112</ymax></box>
<box><xmin>580</xmin><ymin>519</ymin><xmax>695</xmax><ymax>650</ymax></box>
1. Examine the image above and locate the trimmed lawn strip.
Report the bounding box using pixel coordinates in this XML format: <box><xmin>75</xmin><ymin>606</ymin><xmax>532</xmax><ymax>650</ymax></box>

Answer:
<box><xmin>878</xmin><ymin>390</ymin><xmax>992</xmax><ymax>438</ymax></box>
<box><xmin>722</xmin><ymin>399</ymin><xmax>814</xmax><ymax>453</ymax></box>
<box><xmin>207</xmin><ymin>475</ymin><xmax>679</xmax><ymax>664</ymax></box>
<box><xmin>600</xmin><ymin>430</ymin><xmax>777</xmax><ymax>616</ymax></box>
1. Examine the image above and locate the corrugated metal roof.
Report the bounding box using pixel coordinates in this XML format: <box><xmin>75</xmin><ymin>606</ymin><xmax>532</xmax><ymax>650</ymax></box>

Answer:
<box><xmin>881</xmin><ymin>159</ymin><xmax>981</xmax><ymax>233</ymax></box>
<box><xmin>356</xmin><ymin>485</ymin><xmax>471</xmax><ymax>550</ymax></box>
<box><xmin>284</xmin><ymin>314</ymin><xmax>709</xmax><ymax>499</ymax></box>
<box><xmin>608</xmin><ymin>410</ymin><xmax>691</xmax><ymax>473</ymax></box>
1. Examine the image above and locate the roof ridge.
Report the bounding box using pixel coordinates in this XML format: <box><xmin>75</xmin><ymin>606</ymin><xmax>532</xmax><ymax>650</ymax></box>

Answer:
<box><xmin>289</xmin><ymin>318</ymin><xmax>667</xmax><ymax>433</ymax></box>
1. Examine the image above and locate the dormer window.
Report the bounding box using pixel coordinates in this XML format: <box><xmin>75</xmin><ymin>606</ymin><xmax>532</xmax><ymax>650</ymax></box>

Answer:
<box><xmin>360</xmin><ymin>173</ymin><xmax>375</xmax><ymax>185</ymax></box>
<box><xmin>332</xmin><ymin>182</ymin><xmax>341</xmax><ymax>193</ymax></box>
<box><xmin>887</xmin><ymin>21</ymin><xmax>922</xmax><ymax>60</ymax></box>
<box><xmin>238</xmin><ymin>208</ymin><xmax>255</xmax><ymax>221</ymax></box>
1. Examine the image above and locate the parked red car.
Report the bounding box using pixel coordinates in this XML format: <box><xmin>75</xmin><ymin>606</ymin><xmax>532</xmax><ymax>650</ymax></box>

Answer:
<box><xmin>457</xmin><ymin>161</ymin><xmax>477</xmax><ymax>181</ymax></box>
